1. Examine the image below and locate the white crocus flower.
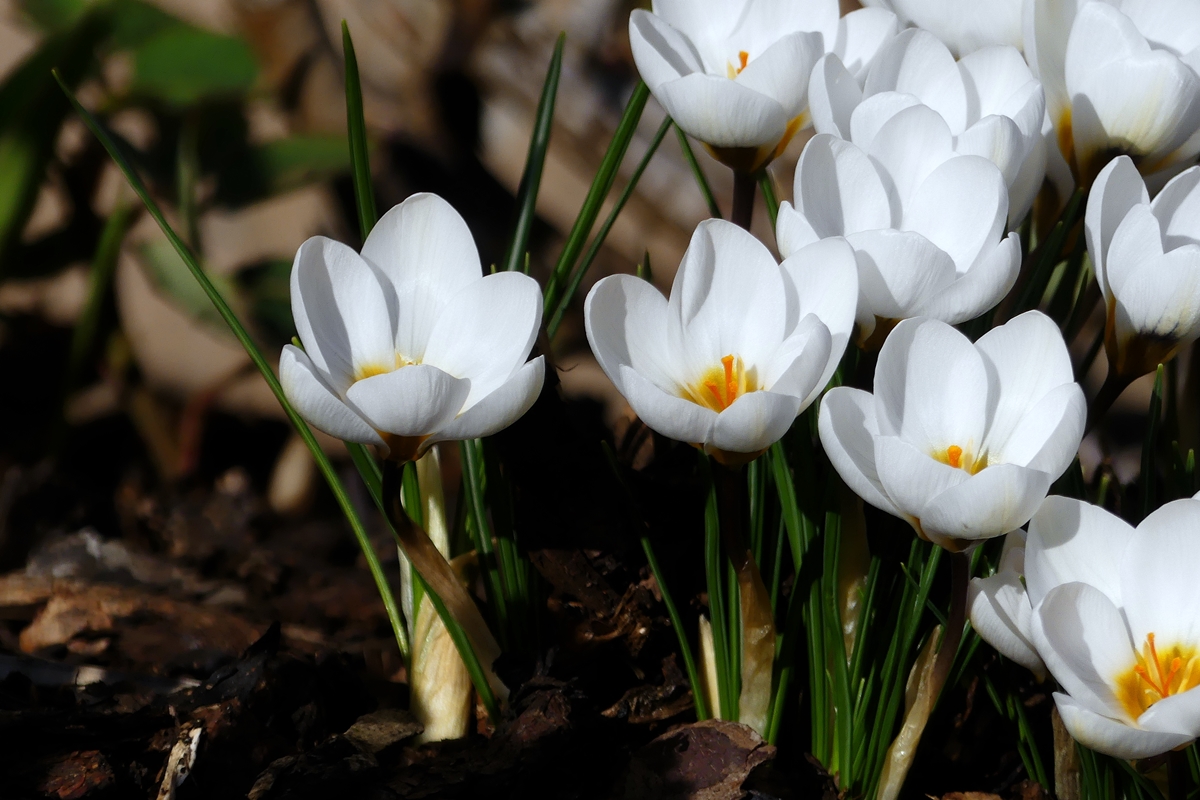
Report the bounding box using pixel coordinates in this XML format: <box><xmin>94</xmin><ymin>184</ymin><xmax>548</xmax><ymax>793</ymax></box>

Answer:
<box><xmin>1026</xmin><ymin>0</ymin><xmax>1200</xmax><ymax>186</ymax></box>
<box><xmin>860</xmin><ymin>0</ymin><xmax>1024</xmax><ymax>57</ymax></box>
<box><xmin>818</xmin><ymin>312</ymin><xmax>1086</xmax><ymax>551</ymax></box>
<box><xmin>279</xmin><ymin>193</ymin><xmax>545</xmax><ymax>463</ymax></box>
<box><xmin>1085</xmin><ymin>155</ymin><xmax>1200</xmax><ymax>381</ymax></box>
<box><xmin>808</xmin><ymin>28</ymin><xmax>1047</xmax><ymax>225</ymax></box>
<box><xmin>1020</xmin><ymin>493</ymin><xmax>1200</xmax><ymax>759</ymax></box>
<box><xmin>777</xmin><ymin>105</ymin><xmax>1021</xmax><ymax>345</ymax></box>
<box><xmin>585</xmin><ymin>219</ymin><xmax>857</xmax><ymax>466</ymax></box>
<box><xmin>628</xmin><ymin>0</ymin><xmax>899</xmax><ymax>172</ymax></box>
<box><xmin>967</xmin><ymin>529</ymin><xmax>1047</xmax><ymax>679</ymax></box>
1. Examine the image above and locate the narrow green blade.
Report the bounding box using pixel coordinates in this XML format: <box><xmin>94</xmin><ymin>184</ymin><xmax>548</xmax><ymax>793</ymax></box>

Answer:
<box><xmin>342</xmin><ymin>21</ymin><xmax>377</xmax><ymax>240</ymax></box>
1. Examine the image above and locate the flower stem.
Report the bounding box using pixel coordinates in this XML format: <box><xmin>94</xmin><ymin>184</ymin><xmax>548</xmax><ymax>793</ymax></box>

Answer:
<box><xmin>731</xmin><ymin>170</ymin><xmax>757</xmax><ymax>231</ymax></box>
<box><xmin>381</xmin><ymin>460</ymin><xmax>506</xmax><ymax>722</ymax></box>
<box><xmin>1170</xmin><ymin>748</ymin><xmax>1191</xmax><ymax>800</ymax></box>
<box><xmin>1087</xmin><ymin>370</ymin><xmax>1134</xmax><ymax>433</ymax></box>
<box><xmin>928</xmin><ymin>550</ymin><xmax>970</xmax><ymax>705</ymax></box>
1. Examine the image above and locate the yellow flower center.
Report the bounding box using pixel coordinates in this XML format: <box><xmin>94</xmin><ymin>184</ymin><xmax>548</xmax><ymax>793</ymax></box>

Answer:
<box><xmin>1115</xmin><ymin>633</ymin><xmax>1200</xmax><ymax>719</ymax></box>
<box><xmin>932</xmin><ymin>444</ymin><xmax>987</xmax><ymax>474</ymax></box>
<box><xmin>726</xmin><ymin>50</ymin><xmax>750</xmax><ymax>78</ymax></box>
<box><xmin>354</xmin><ymin>353</ymin><xmax>418</xmax><ymax>382</ymax></box>
<box><xmin>681</xmin><ymin>354</ymin><xmax>758</xmax><ymax>412</ymax></box>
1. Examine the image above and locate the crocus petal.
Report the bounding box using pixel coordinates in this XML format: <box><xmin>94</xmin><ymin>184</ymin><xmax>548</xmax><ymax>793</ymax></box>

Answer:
<box><xmin>1139</xmin><ymin>686</ymin><xmax>1200</xmax><ymax>738</ymax></box>
<box><xmin>794</xmin><ymin>134</ymin><xmax>893</xmax><ymax>236</ymax></box>
<box><xmin>1032</xmin><ymin>582</ymin><xmax>1137</xmax><ymax>723</ymax></box>
<box><xmin>763</xmin><ymin>315</ymin><xmax>832</xmax><ymax>402</ymax></box>
<box><xmin>873</xmin><ymin>0</ymin><xmax>1024</xmax><ymax>58</ymax></box>
<box><xmin>809</xmin><ymin>54</ymin><xmax>861</xmax><ymax>139</ymax></box>
<box><xmin>848</xmin><ymin>91</ymin><xmax>924</xmax><ymax>154</ymax></box>
<box><xmin>654</xmin><ymin>73</ymin><xmax>789</xmax><ymax>148</ymax></box>
<box><xmin>1121</xmin><ymin>498</ymin><xmax>1200</xmax><ymax>652</ymax></box>
<box><xmin>1111</xmin><ymin>246</ymin><xmax>1200</xmax><ymax>347</ymax></box>
<box><xmin>422</xmin><ymin>272</ymin><xmax>542</xmax><ymax>409</ymax></box>
<box><xmin>902</xmin><ymin>154</ymin><xmax>1008</xmax><ymax>273</ymax></box>
<box><xmin>1105</xmin><ymin>203</ymin><xmax>1166</xmax><ymax>296</ymax></box>
<box><xmin>290</xmin><ymin>236</ymin><xmax>395</xmax><ymax>391</ymax></box>
<box><xmin>865</xmin><ymin>28</ymin><xmax>968</xmax><ymax>133</ymax></box>
<box><xmin>995</xmin><ymin>383</ymin><xmax>1087</xmax><ymax>477</ymax></box>
<box><xmin>975</xmin><ymin>310</ymin><xmax>1077</xmax><ymax>461</ymax></box>
<box><xmin>734</xmin><ymin>30</ymin><xmax>823</xmax><ymax>119</ymax></box>
<box><xmin>1055</xmin><ymin>692</ymin><xmax>1193</xmax><ymax>759</ymax></box>
<box><xmin>733</xmin><ymin>0</ymin><xmax>840</xmax><ymax>55</ymax></box>
<box><xmin>775</xmin><ymin>202</ymin><xmax>821</xmax><ymax>259</ymax></box>
<box><xmin>955</xmin><ymin>115</ymin><xmax>1025</xmax><ymax>190</ymax></box>
<box><xmin>872</xmin><ymin>316</ymin><xmax>988</xmax><ymax>449</ymax></box>
<box><xmin>874</xmin><ymin>435</ymin><xmax>969</xmax><ymax>525</ymax></box>
<box><xmin>918</xmin><ymin>462</ymin><xmax>1052</xmax><ymax>542</ymax></box>
<box><xmin>360</xmin><ymin>194</ymin><xmax>484</xmax><ymax>363</ymax></box>
<box><xmin>818</xmin><ymin>387</ymin><xmax>898</xmax><ymax>516</ymax></box>
<box><xmin>1151</xmin><ymin>165</ymin><xmax>1200</xmax><ymax>247</ymax></box>
<box><xmin>780</xmin><ymin>237</ymin><xmax>859</xmax><ymax>403</ymax></box>
<box><xmin>848</xmin><ymin>229</ymin><xmax>958</xmax><ymax>321</ymax></box>
<box><xmin>867</xmin><ymin>104</ymin><xmax>957</xmax><ymax>215</ymax></box>
<box><xmin>1120</xmin><ymin>0</ymin><xmax>1200</xmax><ymax>58</ymax></box>
<box><xmin>629</xmin><ymin>8</ymin><xmax>705</xmax><ymax>91</ymax></box>
<box><xmin>1025</xmin><ymin>496</ymin><xmax>1133</xmax><ymax>609</ymax></box>
<box><xmin>832</xmin><ymin>7</ymin><xmax>899</xmax><ymax>81</ymax></box>
<box><xmin>958</xmin><ymin>46</ymin><xmax>1044</xmax><ymax>135</ymax></box>
<box><xmin>619</xmin><ymin>364</ymin><xmax>717</xmax><ymax>445</ymax></box>
<box><xmin>1024</xmin><ymin>0</ymin><xmax>1076</xmax><ymax>127</ymax></box>
<box><xmin>346</xmin><ymin>365</ymin><xmax>471</xmax><ymax>438</ymax></box>
<box><xmin>1008</xmin><ymin>132</ymin><xmax>1049</xmax><ymax>226</ymax></box>
<box><xmin>710</xmin><ymin>390</ymin><xmax>803</xmax><ymax>454</ymax></box>
<box><xmin>585</xmin><ymin>274</ymin><xmax>678</xmax><ymax>396</ymax></box>
<box><xmin>1085</xmin><ymin>155</ymin><xmax>1149</xmax><ymax>295</ymax></box>
<box><xmin>968</xmin><ymin>572</ymin><xmax>1045</xmax><ymax>678</ymax></box>
<box><xmin>914</xmin><ymin>232</ymin><xmax>1020</xmax><ymax>324</ymax></box>
<box><xmin>429</xmin><ymin>357</ymin><xmax>545</xmax><ymax>443</ymax></box>
<box><xmin>279</xmin><ymin>345</ymin><xmax>383</xmax><ymax>446</ymax></box>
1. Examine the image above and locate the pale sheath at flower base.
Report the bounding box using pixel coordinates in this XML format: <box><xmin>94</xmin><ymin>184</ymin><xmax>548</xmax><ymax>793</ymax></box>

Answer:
<box><xmin>1085</xmin><ymin>155</ymin><xmax>1200</xmax><ymax>382</ymax></box>
<box><xmin>628</xmin><ymin>0</ymin><xmax>899</xmax><ymax>171</ymax></box>
<box><xmin>776</xmin><ymin>105</ymin><xmax>1021</xmax><ymax>346</ymax></box>
<box><xmin>860</xmin><ymin>0</ymin><xmax>1024</xmax><ymax>57</ymax></box>
<box><xmin>279</xmin><ymin>193</ymin><xmax>545</xmax><ymax>462</ymax></box>
<box><xmin>808</xmin><ymin>28</ymin><xmax>1046</xmax><ymax>224</ymax></box>
<box><xmin>1026</xmin><ymin>0</ymin><xmax>1200</xmax><ymax>186</ymax></box>
<box><xmin>584</xmin><ymin>219</ymin><xmax>857</xmax><ymax>466</ymax></box>
<box><xmin>818</xmin><ymin>312</ymin><xmax>1086</xmax><ymax>551</ymax></box>
<box><xmin>973</xmin><ymin>493</ymin><xmax>1200</xmax><ymax>759</ymax></box>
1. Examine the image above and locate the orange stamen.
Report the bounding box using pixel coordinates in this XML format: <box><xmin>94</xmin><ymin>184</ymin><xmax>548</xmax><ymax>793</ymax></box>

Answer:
<box><xmin>722</xmin><ymin>355</ymin><xmax>736</xmax><ymax>405</ymax></box>
<box><xmin>738</xmin><ymin>51</ymin><xmax>749</xmax><ymax>71</ymax></box>
<box><xmin>947</xmin><ymin>445</ymin><xmax>963</xmax><ymax>469</ymax></box>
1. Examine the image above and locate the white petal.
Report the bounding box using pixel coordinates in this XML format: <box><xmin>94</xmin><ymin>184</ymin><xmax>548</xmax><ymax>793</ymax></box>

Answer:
<box><xmin>867</xmin><ymin>104</ymin><xmax>957</xmax><ymax>213</ymax></box>
<box><xmin>1025</xmin><ymin>496</ymin><xmax>1133</xmax><ymax>609</ymax></box>
<box><xmin>902</xmin><ymin>155</ymin><xmax>1008</xmax><ymax>273</ymax></box>
<box><xmin>1055</xmin><ymin>692</ymin><xmax>1193</xmax><ymax>759</ymax></box>
<box><xmin>849</xmin><ymin>91</ymin><xmax>923</xmax><ymax>154</ymax></box>
<box><xmin>1151</xmin><ymin>164</ymin><xmax>1200</xmax><ymax>247</ymax></box>
<box><xmin>1121</xmin><ymin>498</ymin><xmax>1200</xmax><ymax>651</ymax></box>
<box><xmin>1024</xmin><ymin>0</ymin><xmax>1077</xmax><ymax>127</ymax></box>
<box><xmin>1119</xmin><ymin>0</ymin><xmax>1200</xmax><ymax>58</ymax></box>
<box><xmin>629</xmin><ymin>9</ymin><xmax>704</xmax><ymax>92</ymax></box>
<box><xmin>968</xmin><ymin>572</ymin><xmax>1046</xmax><ymax>677</ymax></box>
<box><xmin>651</xmin><ymin>0</ymin><xmax>735</xmax><ymax>55</ymax></box>
<box><xmin>345</xmin><ymin>365</ymin><xmax>470</xmax><ymax>438</ymax></box>
<box><xmin>955</xmin><ymin>115</ymin><xmax>1025</xmax><ymax>189</ymax></box>
<box><xmin>884</xmin><ymin>0</ymin><xmax>1024</xmax><ymax>57</ymax></box>
<box><xmin>872</xmin><ymin>316</ymin><xmax>989</xmax><ymax>449</ymax></box>
<box><xmin>585</xmin><ymin>273</ymin><xmax>678</xmax><ymax>396</ymax></box>
<box><xmin>362</xmin><ymin>194</ymin><xmax>482</xmax><ymax>362</ymax></box>
<box><xmin>732</xmin><ymin>0</ymin><xmax>840</xmax><ymax>53</ymax></box>
<box><xmin>774</xmin><ymin>202</ymin><xmax>820</xmax><ymax>259</ymax></box>
<box><xmin>734</xmin><ymin>31</ymin><xmax>823</xmax><ymax>119</ymax></box>
<box><xmin>710</xmin><ymin>390</ymin><xmax>803</xmax><ymax>454</ymax></box>
<box><xmin>865</xmin><ymin>29</ymin><xmax>968</xmax><ymax>133</ymax></box>
<box><xmin>290</xmin><ymin>236</ymin><xmax>395</xmax><ymax>391</ymax></box>
<box><xmin>994</xmin><ymin>383</ymin><xmax>1087</xmax><ymax>477</ymax></box>
<box><xmin>279</xmin><ymin>345</ymin><xmax>383</xmax><ymax>446</ymax></box>
<box><xmin>1032</xmin><ymin>582</ymin><xmax>1137</xmax><ymax>722</ymax></box>
<box><xmin>1008</xmin><ymin>129</ymin><xmax>1049</xmax><ymax>226</ymax></box>
<box><xmin>874</xmin><ymin>435</ymin><xmax>969</xmax><ymax>525</ymax></box>
<box><xmin>918</xmin><ymin>463</ymin><xmax>1052</xmax><ymax>542</ymax></box>
<box><xmin>958</xmin><ymin>46</ymin><xmax>1043</xmax><ymax>134</ymax></box>
<box><xmin>422</xmin><ymin>272</ymin><xmax>541</xmax><ymax>410</ymax></box>
<box><xmin>818</xmin><ymin>387</ymin><xmax>898</xmax><ymax>516</ymax></box>
<box><xmin>620</xmin><ymin>364</ymin><xmax>717</xmax><ymax>445</ymax></box>
<box><xmin>762</xmin><ymin>315</ymin><xmax>831</xmax><ymax>403</ymax></box>
<box><xmin>832</xmin><ymin>7</ymin><xmax>900</xmax><ymax>81</ymax></box>
<box><xmin>779</xmin><ymin>237</ymin><xmax>860</xmax><ymax>404</ymax></box>
<box><xmin>668</xmin><ymin>219</ymin><xmax>788</xmax><ymax>378</ymax></box>
<box><xmin>1112</xmin><ymin>245</ymin><xmax>1200</xmax><ymax>347</ymax></box>
<box><xmin>975</xmin><ymin>310</ymin><xmax>1077</xmax><ymax>460</ymax></box>
<box><xmin>654</xmin><ymin>73</ymin><xmax>788</xmax><ymax>148</ymax></box>
<box><xmin>429</xmin><ymin>357</ymin><xmax>545</xmax><ymax>443</ymax></box>
<box><xmin>1138</xmin><ymin>686</ymin><xmax>1200</xmax><ymax>738</ymax></box>
<box><xmin>1105</xmin><ymin>202</ymin><xmax>1166</xmax><ymax>297</ymax></box>
<box><xmin>795</xmin><ymin>134</ymin><xmax>893</xmax><ymax>237</ymax></box>
<box><xmin>809</xmin><ymin>54</ymin><xmax>861</xmax><ymax>140</ymax></box>
<box><xmin>915</xmin><ymin>232</ymin><xmax>1020</xmax><ymax>324</ymax></box>
<box><xmin>848</xmin><ymin>229</ymin><xmax>958</xmax><ymax>321</ymax></box>
<box><xmin>1085</xmin><ymin>155</ymin><xmax>1149</xmax><ymax>296</ymax></box>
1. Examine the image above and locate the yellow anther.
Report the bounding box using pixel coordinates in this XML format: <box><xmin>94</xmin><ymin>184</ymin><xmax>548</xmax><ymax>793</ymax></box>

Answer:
<box><xmin>1116</xmin><ymin>632</ymin><xmax>1200</xmax><ymax>719</ymax></box>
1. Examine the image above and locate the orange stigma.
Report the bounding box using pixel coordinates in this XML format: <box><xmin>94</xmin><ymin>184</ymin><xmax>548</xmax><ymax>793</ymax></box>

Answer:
<box><xmin>946</xmin><ymin>445</ymin><xmax>963</xmax><ymax>469</ymax></box>
<box><xmin>683</xmin><ymin>354</ymin><xmax>757</xmax><ymax>412</ymax></box>
<box><xmin>726</xmin><ymin>50</ymin><xmax>752</xmax><ymax>78</ymax></box>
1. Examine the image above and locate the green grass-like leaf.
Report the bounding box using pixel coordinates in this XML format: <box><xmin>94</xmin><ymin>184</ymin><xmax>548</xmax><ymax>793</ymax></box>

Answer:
<box><xmin>676</xmin><ymin>127</ymin><xmax>722</xmax><ymax>219</ymax></box>
<box><xmin>342</xmin><ymin>21</ymin><xmax>376</xmax><ymax>242</ymax></box>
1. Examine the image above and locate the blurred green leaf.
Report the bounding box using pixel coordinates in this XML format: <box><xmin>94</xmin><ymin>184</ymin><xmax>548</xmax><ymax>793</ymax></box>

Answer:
<box><xmin>138</xmin><ymin>239</ymin><xmax>246</xmax><ymax>331</ymax></box>
<box><xmin>238</xmin><ymin>258</ymin><xmax>295</xmax><ymax>345</ymax></box>
<box><xmin>253</xmin><ymin>135</ymin><xmax>351</xmax><ymax>195</ymax></box>
<box><xmin>108</xmin><ymin>0</ymin><xmax>178</xmax><ymax>49</ymax></box>
<box><xmin>133</xmin><ymin>27</ymin><xmax>257</xmax><ymax>105</ymax></box>
<box><xmin>18</xmin><ymin>0</ymin><xmax>86</xmax><ymax>31</ymax></box>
